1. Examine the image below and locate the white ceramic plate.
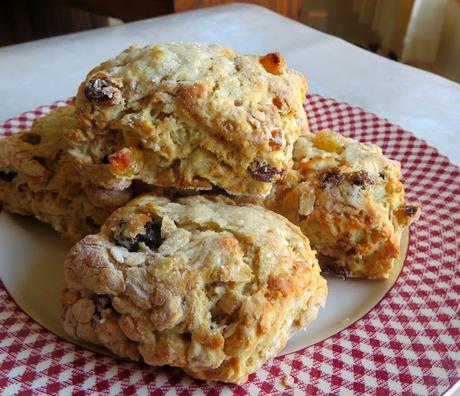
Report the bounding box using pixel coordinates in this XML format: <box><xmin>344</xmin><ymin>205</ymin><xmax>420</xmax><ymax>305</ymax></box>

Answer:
<box><xmin>0</xmin><ymin>210</ymin><xmax>408</xmax><ymax>357</ymax></box>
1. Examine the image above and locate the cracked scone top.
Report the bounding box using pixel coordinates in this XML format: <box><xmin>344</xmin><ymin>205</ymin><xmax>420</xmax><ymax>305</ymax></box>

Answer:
<box><xmin>73</xmin><ymin>43</ymin><xmax>309</xmax><ymax>197</ymax></box>
<box><xmin>265</xmin><ymin>130</ymin><xmax>420</xmax><ymax>279</ymax></box>
<box><xmin>61</xmin><ymin>195</ymin><xmax>327</xmax><ymax>384</ymax></box>
<box><xmin>0</xmin><ymin>106</ymin><xmax>132</xmax><ymax>243</ymax></box>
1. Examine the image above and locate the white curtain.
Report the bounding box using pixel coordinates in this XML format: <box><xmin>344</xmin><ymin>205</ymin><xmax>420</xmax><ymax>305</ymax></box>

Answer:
<box><xmin>401</xmin><ymin>0</ymin><xmax>448</xmax><ymax>63</ymax></box>
<box><xmin>352</xmin><ymin>0</ymin><xmax>414</xmax><ymax>57</ymax></box>
<box><xmin>352</xmin><ymin>0</ymin><xmax>451</xmax><ymax>63</ymax></box>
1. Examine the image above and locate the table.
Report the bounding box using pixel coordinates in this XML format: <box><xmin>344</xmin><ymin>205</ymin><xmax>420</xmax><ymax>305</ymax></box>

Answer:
<box><xmin>0</xmin><ymin>5</ymin><xmax>459</xmax><ymax>395</ymax></box>
<box><xmin>0</xmin><ymin>4</ymin><xmax>459</xmax><ymax>165</ymax></box>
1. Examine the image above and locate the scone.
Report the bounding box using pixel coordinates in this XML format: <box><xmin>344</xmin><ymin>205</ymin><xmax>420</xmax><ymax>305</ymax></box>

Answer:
<box><xmin>0</xmin><ymin>106</ymin><xmax>132</xmax><ymax>243</ymax></box>
<box><xmin>61</xmin><ymin>195</ymin><xmax>327</xmax><ymax>384</ymax></box>
<box><xmin>265</xmin><ymin>130</ymin><xmax>420</xmax><ymax>279</ymax></box>
<box><xmin>72</xmin><ymin>43</ymin><xmax>308</xmax><ymax>198</ymax></box>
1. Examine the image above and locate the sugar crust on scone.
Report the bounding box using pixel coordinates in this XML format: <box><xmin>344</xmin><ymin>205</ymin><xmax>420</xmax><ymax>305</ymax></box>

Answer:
<box><xmin>265</xmin><ymin>130</ymin><xmax>420</xmax><ymax>279</ymax></box>
<box><xmin>61</xmin><ymin>195</ymin><xmax>327</xmax><ymax>384</ymax></box>
<box><xmin>73</xmin><ymin>43</ymin><xmax>309</xmax><ymax>198</ymax></box>
<box><xmin>0</xmin><ymin>106</ymin><xmax>132</xmax><ymax>243</ymax></box>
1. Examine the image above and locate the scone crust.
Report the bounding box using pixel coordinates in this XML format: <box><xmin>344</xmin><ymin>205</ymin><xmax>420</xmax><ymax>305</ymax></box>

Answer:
<box><xmin>61</xmin><ymin>195</ymin><xmax>327</xmax><ymax>384</ymax></box>
<box><xmin>73</xmin><ymin>43</ymin><xmax>309</xmax><ymax>197</ymax></box>
<box><xmin>0</xmin><ymin>106</ymin><xmax>132</xmax><ymax>243</ymax></box>
<box><xmin>265</xmin><ymin>130</ymin><xmax>420</xmax><ymax>279</ymax></box>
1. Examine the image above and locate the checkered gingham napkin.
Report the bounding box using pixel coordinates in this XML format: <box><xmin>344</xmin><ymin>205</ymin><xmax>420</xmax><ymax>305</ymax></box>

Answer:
<box><xmin>0</xmin><ymin>94</ymin><xmax>459</xmax><ymax>395</ymax></box>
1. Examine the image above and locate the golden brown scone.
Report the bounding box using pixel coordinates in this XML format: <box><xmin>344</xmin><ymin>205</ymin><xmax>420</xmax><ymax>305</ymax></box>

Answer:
<box><xmin>0</xmin><ymin>106</ymin><xmax>132</xmax><ymax>243</ymax></box>
<box><xmin>265</xmin><ymin>130</ymin><xmax>420</xmax><ymax>279</ymax></box>
<box><xmin>61</xmin><ymin>195</ymin><xmax>327</xmax><ymax>384</ymax></box>
<box><xmin>73</xmin><ymin>43</ymin><xmax>308</xmax><ymax>198</ymax></box>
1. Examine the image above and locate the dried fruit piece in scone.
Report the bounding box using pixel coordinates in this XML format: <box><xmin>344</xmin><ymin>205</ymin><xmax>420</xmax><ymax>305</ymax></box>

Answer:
<box><xmin>265</xmin><ymin>130</ymin><xmax>420</xmax><ymax>279</ymax></box>
<box><xmin>0</xmin><ymin>105</ymin><xmax>132</xmax><ymax>243</ymax></box>
<box><xmin>73</xmin><ymin>43</ymin><xmax>309</xmax><ymax>198</ymax></box>
<box><xmin>61</xmin><ymin>195</ymin><xmax>327</xmax><ymax>384</ymax></box>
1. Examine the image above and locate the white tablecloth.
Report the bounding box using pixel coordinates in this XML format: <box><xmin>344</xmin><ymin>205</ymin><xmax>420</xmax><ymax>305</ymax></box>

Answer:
<box><xmin>0</xmin><ymin>3</ymin><xmax>458</xmax><ymax>164</ymax></box>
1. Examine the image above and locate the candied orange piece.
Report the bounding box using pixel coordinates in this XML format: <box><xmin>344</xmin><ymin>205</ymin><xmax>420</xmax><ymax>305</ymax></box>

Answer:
<box><xmin>260</xmin><ymin>52</ymin><xmax>286</xmax><ymax>75</ymax></box>
<box><xmin>313</xmin><ymin>131</ymin><xmax>343</xmax><ymax>153</ymax></box>
<box><xmin>108</xmin><ymin>147</ymin><xmax>144</xmax><ymax>177</ymax></box>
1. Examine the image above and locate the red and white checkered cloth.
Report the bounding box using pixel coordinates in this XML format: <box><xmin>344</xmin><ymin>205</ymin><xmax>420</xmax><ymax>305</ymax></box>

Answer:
<box><xmin>1</xmin><ymin>95</ymin><xmax>459</xmax><ymax>395</ymax></box>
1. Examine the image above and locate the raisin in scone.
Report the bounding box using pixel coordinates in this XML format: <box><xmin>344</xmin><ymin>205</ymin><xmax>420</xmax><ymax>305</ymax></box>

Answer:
<box><xmin>73</xmin><ymin>43</ymin><xmax>308</xmax><ymax>198</ymax></box>
<box><xmin>265</xmin><ymin>130</ymin><xmax>420</xmax><ymax>279</ymax></box>
<box><xmin>61</xmin><ymin>195</ymin><xmax>327</xmax><ymax>384</ymax></box>
<box><xmin>0</xmin><ymin>106</ymin><xmax>132</xmax><ymax>243</ymax></box>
